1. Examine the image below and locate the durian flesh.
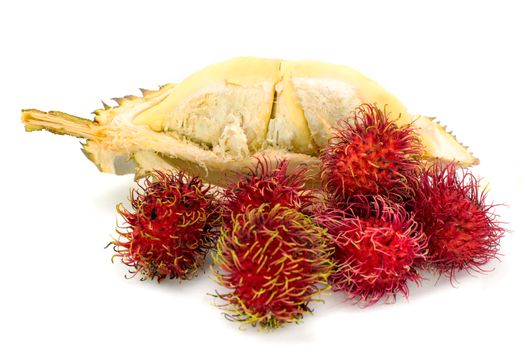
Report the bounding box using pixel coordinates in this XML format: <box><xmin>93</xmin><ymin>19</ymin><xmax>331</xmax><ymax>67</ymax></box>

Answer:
<box><xmin>21</xmin><ymin>57</ymin><xmax>478</xmax><ymax>186</ymax></box>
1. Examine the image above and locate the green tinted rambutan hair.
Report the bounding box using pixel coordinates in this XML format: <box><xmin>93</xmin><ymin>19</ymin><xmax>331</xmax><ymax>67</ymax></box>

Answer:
<box><xmin>212</xmin><ymin>204</ymin><xmax>333</xmax><ymax>329</ymax></box>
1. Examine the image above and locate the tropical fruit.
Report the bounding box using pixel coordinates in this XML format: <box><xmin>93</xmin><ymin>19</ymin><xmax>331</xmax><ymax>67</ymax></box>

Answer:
<box><xmin>21</xmin><ymin>57</ymin><xmax>477</xmax><ymax>185</ymax></box>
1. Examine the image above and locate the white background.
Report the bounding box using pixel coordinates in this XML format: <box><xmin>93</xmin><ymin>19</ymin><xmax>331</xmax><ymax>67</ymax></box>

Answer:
<box><xmin>1</xmin><ymin>1</ymin><xmax>523</xmax><ymax>349</ymax></box>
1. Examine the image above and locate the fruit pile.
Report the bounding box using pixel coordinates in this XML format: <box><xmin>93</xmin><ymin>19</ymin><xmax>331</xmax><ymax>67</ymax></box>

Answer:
<box><xmin>109</xmin><ymin>104</ymin><xmax>504</xmax><ymax>330</ymax></box>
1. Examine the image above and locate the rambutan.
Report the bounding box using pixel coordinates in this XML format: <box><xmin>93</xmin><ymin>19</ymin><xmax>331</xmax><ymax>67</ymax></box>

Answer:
<box><xmin>411</xmin><ymin>163</ymin><xmax>504</xmax><ymax>278</ymax></box>
<box><xmin>221</xmin><ymin>157</ymin><xmax>315</xmax><ymax>216</ymax></box>
<box><xmin>315</xmin><ymin>196</ymin><xmax>427</xmax><ymax>305</ymax></box>
<box><xmin>212</xmin><ymin>204</ymin><xmax>333</xmax><ymax>329</ymax></box>
<box><xmin>320</xmin><ymin>104</ymin><xmax>422</xmax><ymax>203</ymax></box>
<box><xmin>110</xmin><ymin>171</ymin><xmax>219</xmax><ymax>281</ymax></box>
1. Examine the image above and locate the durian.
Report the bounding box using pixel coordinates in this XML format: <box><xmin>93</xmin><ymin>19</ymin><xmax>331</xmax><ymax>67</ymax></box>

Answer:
<box><xmin>21</xmin><ymin>57</ymin><xmax>478</xmax><ymax>186</ymax></box>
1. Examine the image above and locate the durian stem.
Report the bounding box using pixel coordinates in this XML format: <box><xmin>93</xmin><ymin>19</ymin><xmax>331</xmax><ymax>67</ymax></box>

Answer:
<box><xmin>21</xmin><ymin>109</ymin><xmax>98</xmax><ymax>139</ymax></box>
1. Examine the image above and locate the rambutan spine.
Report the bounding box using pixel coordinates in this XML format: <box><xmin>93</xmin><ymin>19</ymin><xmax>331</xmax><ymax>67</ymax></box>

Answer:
<box><xmin>315</xmin><ymin>195</ymin><xmax>427</xmax><ymax>305</ymax></box>
<box><xmin>212</xmin><ymin>204</ymin><xmax>333</xmax><ymax>329</ymax></box>
<box><xmin>221</xmin><ymin>157</ymin><xmax>316</xmax><ymax>217</ymax></box>
<box><xmin>110</xmin><ymin>170</ymin><xmax>219</xmax><ymax>281</ymax></box>
<box><xmin>320</xmin><ymin>104</ymin><xmax>422</xmax><ymax>203</ymax></box>
<box><xmin>410</xmin><ymin>162</ymin><xmax>504</xmax><ymax>279</ymax></box>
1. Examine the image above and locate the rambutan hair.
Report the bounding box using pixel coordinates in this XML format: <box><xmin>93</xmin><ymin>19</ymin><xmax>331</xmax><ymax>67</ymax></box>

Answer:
<box><xmin>212</xmin><ymin>204</ymin><xmax>333</xmax><ymax>329</ymax></box>
<box><xmin>320</xmin><ymin>104</ymin><xmax>422</xmax><ymax>203</ymax></box>
<box><xmin>222</xmin><ymin>157</ymin><xmax>316</xmax><ymax>216</ymax></box>
<box><xmin>315</xmin><ymin>195</ymin><xmax>427</xmax><ymax>305</ymax></box>
<box><xmin>110</xmin><ymin>171</ymin><xmax>220</xmax><ymax>281</ymax></box>
<box><xmin>411</xmin><ymin>162</ymin><xmax>504</xmax><ymax>279</ymax></box>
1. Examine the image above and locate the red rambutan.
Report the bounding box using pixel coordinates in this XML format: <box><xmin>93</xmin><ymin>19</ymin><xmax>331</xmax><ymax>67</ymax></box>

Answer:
<box><xmin>110</xmin><ymin>171</ymin><xmax>219</xmax><ymax>281</ymax></box>
<box><xmin>315</xmin><ymin>196</ymin><xmax>427</xmax><ymax>305</ymax></box>
<box><xmin>221</xmin><ymin>157</ymin><xmax>315</xmax><ymax>216</ymax></box>
<box><xmin>320</xmin><ymin>104</ymin><xmax>422</xmax><ymax>203</ymax></box>
<box><xmin>411</xmin><ymin>162</ymin><xmax>504</xmax><ymax>279</ymax></box>
<box><xmin>212</xmin><ymin>204</ymin><xmax>333</xmax><ymax>329</ymax></box>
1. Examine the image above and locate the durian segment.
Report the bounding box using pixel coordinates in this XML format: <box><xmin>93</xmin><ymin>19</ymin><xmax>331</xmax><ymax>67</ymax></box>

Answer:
<box><xmin>281</xmin><ymin>60</ymin><xmax>410</xmax><ymax>148</ymax></box>
<box><xmin>413</xmin><ymin>115</ymin><xmax>479</xmax><ymax>166</ymax></box>
<box><xmin>133</xmin><ymin>57</ymin><xmax>281</xmax><ymax>154</ymax></box>
<box><xmin>266</xmin><ymin>74</ymin><xmax>317</xmax><ymax>155</ymax></box>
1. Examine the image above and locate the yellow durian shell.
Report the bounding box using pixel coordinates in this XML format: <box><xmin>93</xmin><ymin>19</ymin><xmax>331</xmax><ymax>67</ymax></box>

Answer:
<box><xmin>21</xmin><ymin>57</ymin><xmax>478</xmax><ymax>186</ymax></box>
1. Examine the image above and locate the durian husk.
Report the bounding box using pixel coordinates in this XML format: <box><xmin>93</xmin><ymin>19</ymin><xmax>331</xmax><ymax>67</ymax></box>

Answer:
<box><xmin>21</xmin><ymin>57</ymin><xmax>478</xmax><ymax>186</ymax></box>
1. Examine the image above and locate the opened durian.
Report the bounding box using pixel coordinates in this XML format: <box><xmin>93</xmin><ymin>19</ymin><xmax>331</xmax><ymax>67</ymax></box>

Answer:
<box><xmin>21</xmin><ymin>57</ymin><xmax>477</xmax><ymax>186</ymax></box>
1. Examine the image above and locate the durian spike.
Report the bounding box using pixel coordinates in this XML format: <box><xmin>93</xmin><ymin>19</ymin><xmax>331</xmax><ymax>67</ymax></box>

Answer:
<box><xmin>412</xmin><ymin>115</ymin><xmax>479</xmax><ymax>166</ymax></box>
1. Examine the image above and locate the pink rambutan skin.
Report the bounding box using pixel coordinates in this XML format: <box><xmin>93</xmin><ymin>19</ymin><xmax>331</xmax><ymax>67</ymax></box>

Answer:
<box><xmin>320</xmin><ymin>104</ymin><xmax>422</xmax><ymax>203</ymax></box>
<box><xmin>111</xmin><ymin>171</ymin><xmax>220</xmax><ymax>281</ymax></box>
<box><xmin>221</xmin><ymin>157</ymin><xmax>316</xmax><ymax>217</ymax></box>
<box><xmin>212</xmin><ymin>204</ymin><xmax>333</xmax><ymax>329</ymax></box>
<box><xmin>315</xmin><ymin>196</ymin><xmax>427</xmax><ymax>305</ymax></box>
<box><xmin>410</xmin><ymin>163</ymin><xmax>504</xmax><ymax>279</ymax></box>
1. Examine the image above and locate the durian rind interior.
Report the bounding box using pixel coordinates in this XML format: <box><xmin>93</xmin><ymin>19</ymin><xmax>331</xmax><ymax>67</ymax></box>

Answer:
<box><xmin>131</xmin><ymin>57</ymin><xmax>411</xmax><ymax>163</ymax></box>
<box><xmin>133</xmin><ymin>58</ymin><xmax>281</xmax><ymax>159</ymax></box>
